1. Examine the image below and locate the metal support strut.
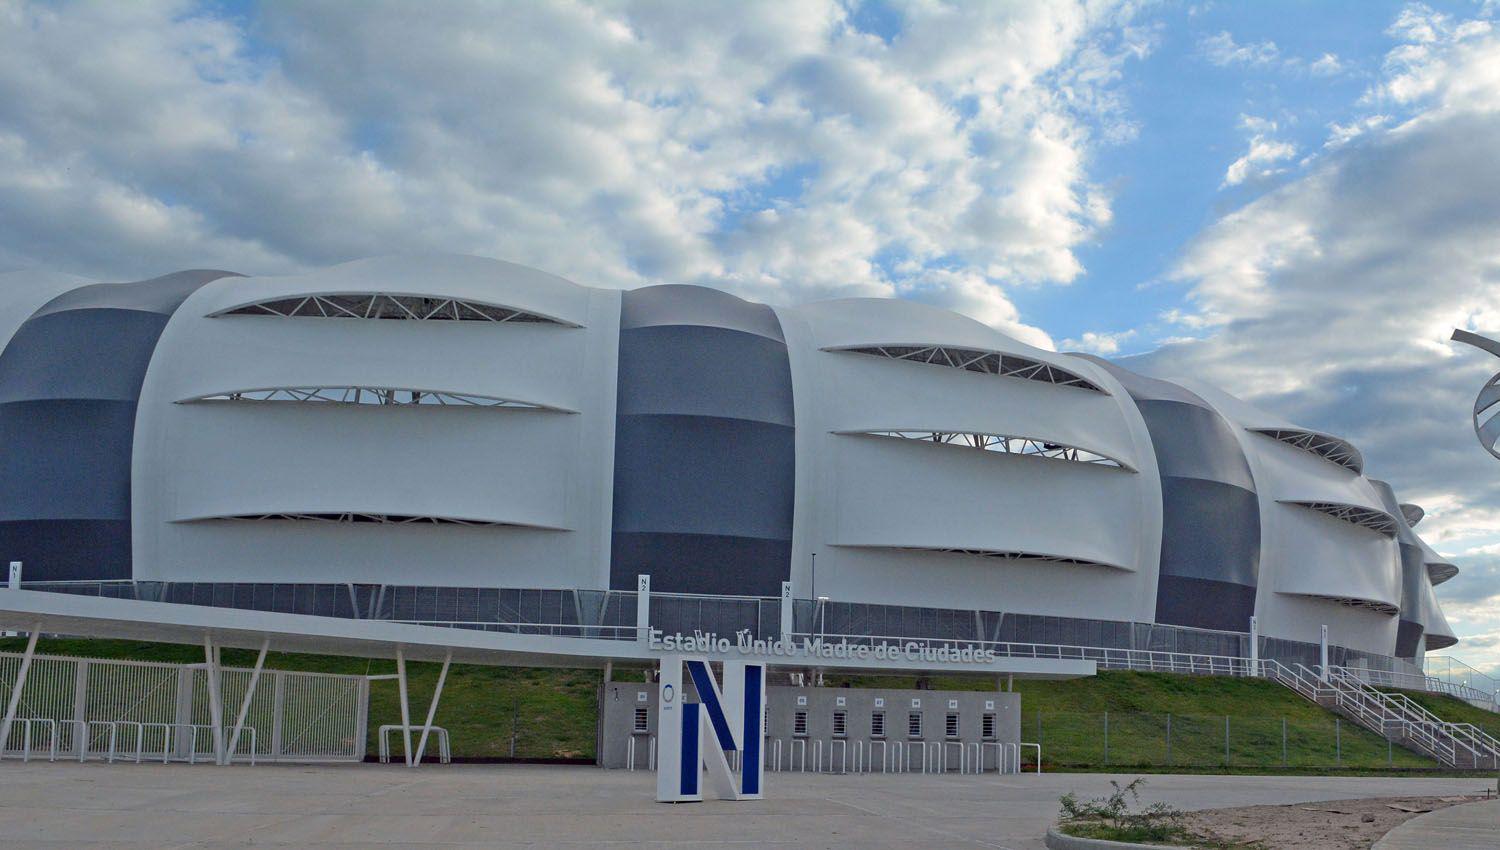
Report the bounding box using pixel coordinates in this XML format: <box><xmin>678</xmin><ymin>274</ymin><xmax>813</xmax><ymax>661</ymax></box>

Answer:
<box><xmin>413</xmin><ymin>649</ymin><xmax>452</xmax><ymax>766</ymax></box>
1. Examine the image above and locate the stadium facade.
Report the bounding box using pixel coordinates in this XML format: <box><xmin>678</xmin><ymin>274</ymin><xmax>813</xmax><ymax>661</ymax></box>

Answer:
<box><xmin>0</xmin><ymin>254</ymin><xmax>1457</xmax><ymax>670</ymax></box>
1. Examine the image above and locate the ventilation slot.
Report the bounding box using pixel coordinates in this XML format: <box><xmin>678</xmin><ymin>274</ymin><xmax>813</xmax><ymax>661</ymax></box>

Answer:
<box><xmin>1282</xmin><ymin>501</ymin><xmax>1399</xmax><ymax>536</ymax></box>
<box><xmin>841</xmin><ymin>430</ymin><xmax>1127</xmax><ymax>469</ymax></box>
<box><xmin>180</xmin><ymin>386</ymin><xmax>571</xmax><ymax>412</ymax></box>
<box><xmin>213</xmin><ymin>293</ymin><xmax>576</xmax><ymax>326</ymax></box>
<box><xmin>1250</xmin><ymin>428</ymin><xmax>1363</xmax><ymax>474</ymax></box>
<box><xmin>829</xmin><ymin>344</ymin><xmax>1104</xmax><ymax>392</ymax></box>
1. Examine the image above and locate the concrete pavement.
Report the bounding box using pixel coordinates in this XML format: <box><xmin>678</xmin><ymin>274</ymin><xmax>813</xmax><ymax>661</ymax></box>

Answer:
<box><xmin>1374</xmin><ymin>798</ymin><xmax>1500</xmax><ymax>850</ymax></box>
<box><xmin>0</xmin><ymin>762</ymin><xmax>1491</xmax><ymax>849</ymax></box>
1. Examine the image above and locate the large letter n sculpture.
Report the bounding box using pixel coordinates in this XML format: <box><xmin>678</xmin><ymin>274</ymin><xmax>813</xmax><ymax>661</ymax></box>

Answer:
<box><xmin>655</xmin><ymin>655</ymin><xmax>765</xmax><ymax>802</ymax></box>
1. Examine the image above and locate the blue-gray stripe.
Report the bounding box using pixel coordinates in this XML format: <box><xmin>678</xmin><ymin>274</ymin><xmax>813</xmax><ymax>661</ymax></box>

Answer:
<box><xmin>610</xmin><ymin>285</ymin><xmax>795</xmax><ymax>596</ymax></box>
<box><xmin>1372</xmin><ymin>479</ymin><xmax>1426</xmax><ymax>658</ymax></box>
<box><xmin>1081</xmin><ymin>357</ymin><xmax>1261</xmax><ymax>631</ymax></box>
<box><xmin>0</xmin><ymin>270</ymin><xmax>238</xmax><ymax>581</ymax></box>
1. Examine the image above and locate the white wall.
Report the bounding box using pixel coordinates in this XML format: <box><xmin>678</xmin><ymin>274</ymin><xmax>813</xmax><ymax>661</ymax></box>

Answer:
<box><xmin>777</xmin><ymin>298</ymin><xmax>1161</xmax><ymax>622</ymax></box>
<box><xmin>1182</xmin><ymin>380</ymin><xmax>1400</xmax><ymax>654</ymax></box>
<box><xmin>132</xmin><ymin>255</ymin><xmax>620</xmax><ymax>588</ymax></box>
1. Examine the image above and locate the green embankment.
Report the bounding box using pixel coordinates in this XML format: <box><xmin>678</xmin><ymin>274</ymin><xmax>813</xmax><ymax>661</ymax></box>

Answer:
<box><xmin>4</xmin><ymin>638</ymin><xmax>1495</xmax><ymax>773</ymax></box>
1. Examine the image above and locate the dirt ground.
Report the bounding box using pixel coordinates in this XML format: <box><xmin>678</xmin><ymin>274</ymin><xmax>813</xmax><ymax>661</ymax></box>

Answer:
<box><xmin>1180</xmin><ymin>794</ymin><xmax>1486</xmax><ymax>849</ymax></box>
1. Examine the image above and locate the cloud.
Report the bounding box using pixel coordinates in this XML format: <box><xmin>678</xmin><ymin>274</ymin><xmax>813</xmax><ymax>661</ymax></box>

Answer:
<box><xmin>1062</xmin><ymin>329</ymin><xmax>1138</xmax><ymax>355</ymax></box>
<box><xmin>1221</xmin><ymin>116</ymin><xmax>1298</xmax><ymax>187</ymax></box>
<box><xmin>1309</xmin><ymin>52</ymin><xmax>1346</xmax><ymax>76</ymax></box>
<box><xmin>0</xmin><ymin>0</ymin><xmax>1151</xmax><ymax>345</ymax></box>
<box><xmin>1134</xmin><ymin>6</ymin><xmax>1500</xmax><ymax>655</ymax></box>
<box><xmin>1199</xmin><ymin>30</ymin><xmax>1280</xmax><ymax>67</ymax></box>
<box><xmin>1324</xmin><ymin>115</ymin><xmax>1390</xmax><ymax>149</ymax></box>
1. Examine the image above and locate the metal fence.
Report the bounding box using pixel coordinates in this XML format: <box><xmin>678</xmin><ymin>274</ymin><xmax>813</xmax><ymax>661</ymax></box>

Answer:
<box><xmin>0</xmin><ymin>652</ymin><xmax>368</xmax><ymax>763</ymax></box>
<box><xmin>1029</xmin><ymin>711</ymin><xmax>1443</xmax><ymax>770</ymax></box>
<box><xmin>1425</xmin><ymin>656</ymin><xmax>1500</xmax><ymax>703</ymax></box>
<box><xmin>13</xmin><ymin>580</ymin><xmax>1492</xmax><ymax>712</ymax></box>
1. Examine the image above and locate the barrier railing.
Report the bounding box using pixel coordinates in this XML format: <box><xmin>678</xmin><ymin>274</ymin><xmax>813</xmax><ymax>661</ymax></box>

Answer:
<box><xmin>378</xmin><ymin>725</ymin><xmax>451</xmax><ymax>765</ymax></box>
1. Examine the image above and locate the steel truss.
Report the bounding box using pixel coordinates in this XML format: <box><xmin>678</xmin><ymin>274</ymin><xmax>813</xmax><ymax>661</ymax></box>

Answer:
<box><xmin>1250</xmin><ymin>428</ymin><xmax>1363</xmax><ymax>473</ymax></box>
<box><xmin>181</xmin><ymin>386</ymin><xmax>567</xmax><ymax>411</ymax></box>
<box><xmin>847</xmin><ymin>430</ymin><xmax>1126</xmax><ymax>468</ymax></box>
<box><xmin>214</xmin><ymin>293</ymin><xmax>572</xmax><ymax>325</ymax></box>
<box><xmin>830</xmin><ymin>344</ymin><xmax>1104</xmax><ymax>392</ymax></box>
<box><xmin>210</xmin><ymin>513</ymin><xmax>521</xmax><ymax>527</ymax></box>
<box><xmin>1299</xmin><ymin>593</ymin><xmax>1399</xmax><ymax>616</ymax></box>
<box><xmin>1283</xmin><ymin>500</ymin><xmax>1399</xmax><ymax>536</ymax></box>
<box><xmin>888</xmin><ymin>545</ymin><xmax>1119</xmax><ymax>569</ymax></box>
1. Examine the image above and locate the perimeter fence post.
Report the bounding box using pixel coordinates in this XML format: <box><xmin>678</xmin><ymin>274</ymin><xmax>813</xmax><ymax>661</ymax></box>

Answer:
<box><xmin>1335</xmin><ymin>718</ymin><xmax>1341</xmax><ymax>766</ymax></box>
<box><xmin>1224</xmin><ymin>715</ymin><xmax>1230</xmax><ymax>766</ymax></box>
<box><xmin>1036</xmin><ymin>711</ymin><xmax>1042</xmax><ymax>753</ymax></box>
<box><xmin>1387</xmin><ymin>738</ymin><xmax>1392</xmax><ymax>766</ymax></box>
<box><xmin>1165</xmin><ymin>714</ymin><xmax>1172</xmax><ymax>766</ymax></box>
<box><xmin>1281</xmin><ymin>718</ymin><xmax>1287</xmax><ymax>766</ymax></box>
<box><xmin>1102</xmin><ymin>712</ymin><xmax>1109</xmax><ymax>765</ymax></box>
<box><xmin>270</xmin><ymin>672</ymin><xmax>285</xmax><ymax>761</ymax></box>
<box><xmin>72</xmin><ymin>659</ymin><xmax>88</xmax><ymax>759</ymax></box>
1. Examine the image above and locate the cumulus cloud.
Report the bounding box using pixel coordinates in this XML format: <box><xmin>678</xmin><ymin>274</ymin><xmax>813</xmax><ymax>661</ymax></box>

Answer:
<box><xmin>1221</xmin><ymin>116</ymin><xmax>1298</xmax><ymax>187</ymax></box>
<box><xmin>1062</xmin><ymin>329</ymin><xmax>1138</xmax><ymax>355</ymax></box>
<box><xmin>1133</xmin><ymin>4</ymin><xmax>1500</xmax><ymax>659</ymax></box>
<box><xmin>1309</xmin><ymin>52</ymin><xmax>1346</xmax><ymax>76</ymax></box>
<box><xmin>0</xmin><ymin>0</ymin><xmax>1153</xmax><ymax>345</ymax></box>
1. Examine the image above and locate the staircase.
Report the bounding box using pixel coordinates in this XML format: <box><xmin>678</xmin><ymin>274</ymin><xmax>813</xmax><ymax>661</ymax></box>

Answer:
<box><xmin>1261</xmin><ymin>661</ymin><xmax>1500</xmax><ymax>770</ymax></box>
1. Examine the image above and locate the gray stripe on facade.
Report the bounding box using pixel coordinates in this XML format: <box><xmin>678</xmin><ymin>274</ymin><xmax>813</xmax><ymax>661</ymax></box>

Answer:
<box><xmin>0</xmin><ymin>270</ymin><xmax>239</xmax><ymax>581</ymax></box>
<box><xmin>610</xmin><ymin>285</ymin><xmax>795</xmax><ymax>596</ymax></box>
<box><xmin>1081</xmin><ymin>356</ymin><xmax>1261</xmax><ymax>631</ymax></box>
<box><xmin>1372</xmin><ymin>479</ymin><xmax>1428</xmax><ymax>658</ymax></box>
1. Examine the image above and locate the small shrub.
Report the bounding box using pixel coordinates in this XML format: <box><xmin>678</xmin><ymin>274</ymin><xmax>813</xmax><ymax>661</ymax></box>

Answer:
<box><xmin>1058</xmin><ymin>778</ymin><xmax>1189</xmax><ymax>843</ymax></box>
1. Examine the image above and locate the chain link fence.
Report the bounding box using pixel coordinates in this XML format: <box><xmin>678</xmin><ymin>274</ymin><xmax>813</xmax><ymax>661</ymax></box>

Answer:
<box><xmin>1028</xmin><ymin>711</ymin><xmax>1435</xmax><ymax>770</ymax></box>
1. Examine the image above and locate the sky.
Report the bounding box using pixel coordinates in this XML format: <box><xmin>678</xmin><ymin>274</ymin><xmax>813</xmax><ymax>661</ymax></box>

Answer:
<box><xmin>1</xmin><ymin>0</ymin><xmax>1499</xmax><ymax>672</ymax></box>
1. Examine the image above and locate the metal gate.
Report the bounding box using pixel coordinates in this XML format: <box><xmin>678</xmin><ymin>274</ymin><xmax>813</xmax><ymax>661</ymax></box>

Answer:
<box><xmin>0</xmin><ymin>652</ymin><xmax>368</xmax><ymax>763</ymax></box>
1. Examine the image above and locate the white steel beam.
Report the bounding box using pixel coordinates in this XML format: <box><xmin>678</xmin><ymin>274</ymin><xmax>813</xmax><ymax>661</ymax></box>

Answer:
<box><xmin>413</xmin><ymin>649</ymin><xmax>452</xmax><ymax>766</ymax></box>
<box><xmin>226</xmin><ymin>638</ymin><xmax>270</xmax><ymax>763</ymax></box>
<box><xmin>204</xmin><ymin>634</ymin><xmax>226</xmax><ymax>765</ymax></box>
<box><xmin>0</xmin><ymin>625</ymin><xmax>40</xmax><ymax>752</ymax></box>
<box><xmin>396</xmin><ymin>648</ymin><xmax>413</xmax><ymax>767</ymax></box>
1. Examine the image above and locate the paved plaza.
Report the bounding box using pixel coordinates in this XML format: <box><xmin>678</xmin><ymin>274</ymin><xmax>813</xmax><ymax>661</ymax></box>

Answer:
<box><xmin>0</xmin><ymin>762</ymin><xmax>1493</xmax><ymax>849</ymax></box>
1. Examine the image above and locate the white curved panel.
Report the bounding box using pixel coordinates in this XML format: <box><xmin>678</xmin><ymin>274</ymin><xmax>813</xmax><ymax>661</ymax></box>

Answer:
<box><xmin>133</xmin><ymin>264</ymin><xmax>622</xmax><ymax>588</ymax></box>
<box><xmin>0</xmin><ymin>269</ymin><xmax>94</xmax><ymax>352</ymax></box>
<box><xmin>1265</xmin><ymin>592</ymin><xmax>1400</xmax><ymax>649</ymax></box>
<box><xmin>1184</xmin><ymin>378</ymin><xmax>1407</xmax><ymax>656</ymax></box>
<box><xmin>1269</xmin><ymin>504</ymin><xmax>1401</xmax><ymax>607</ymax></box>
<box><xmin>1422</xmin><ymin>576</ymin><xmax>1458</xmax><ymax>650</ymax></box>
<box><xmin>776</xmin><ymin>298</ymin><xmax>1162</xmax><ymax>624</ymax></box>
<box><xmin>156</xmin><ymin>276</ymin><xmax>590</xmax><ymax>415</ymax></box>
<box><xmin>829</xmin><ymin>433</ymin><xmax>1137</xmax><ymax>569</ymax></box>
<box><xmin>810</xmin><ymin>346</ymin><xmax>1142</xmax><ymax>470</ymax></box>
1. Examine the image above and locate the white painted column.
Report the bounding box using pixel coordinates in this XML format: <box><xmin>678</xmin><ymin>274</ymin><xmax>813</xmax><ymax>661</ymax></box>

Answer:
<box><xmin>226</xmin><ymin>639</ymin><xmax>270</xmax><ymax>763</ymax></box>
<box><xmin>413</xmin><ymin>649</ymin><xmax>452</xmax><ymax>766</ymax></box>
<box><xmin>396</xmin><ymin>648</ymin><xmax>413</xmax><ymax>767</ymax></box>
<box><xmin>636</xmin><ymin>574</ymin><xmax>651</xmax><ymax>643</ymax></box>
<box><xmin>3</xmin><ymin>564</ymin><xmax>17</xmax><ymax>638</ymax></box>
<box><xmin>203</xmin><ymin>635</ymin><xmax>225</xmax><ymax>765</ymax></box>
<box><xmin>1248</xmin><ymin>616</ymin><xmax>1259</xmax><ymax>676</ymax></box>
<box><xmin>1319</xmin><ymin>625</ymin><xmax>1329</xmax><ymax>681</ymax></box>
<box><xmin>780</xmin><ymin>581</ymin><xmax>793</xmax><ymax>643</ymax></box>
<box><xmin>0</xmin><ymin>625</ymin><xmax>40</xmax><ymax>752</ymax></box>
<box><xmin>655</xmin><ymin>655</ymin><xmax>697</xmax><ymax>802</ymax></box>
